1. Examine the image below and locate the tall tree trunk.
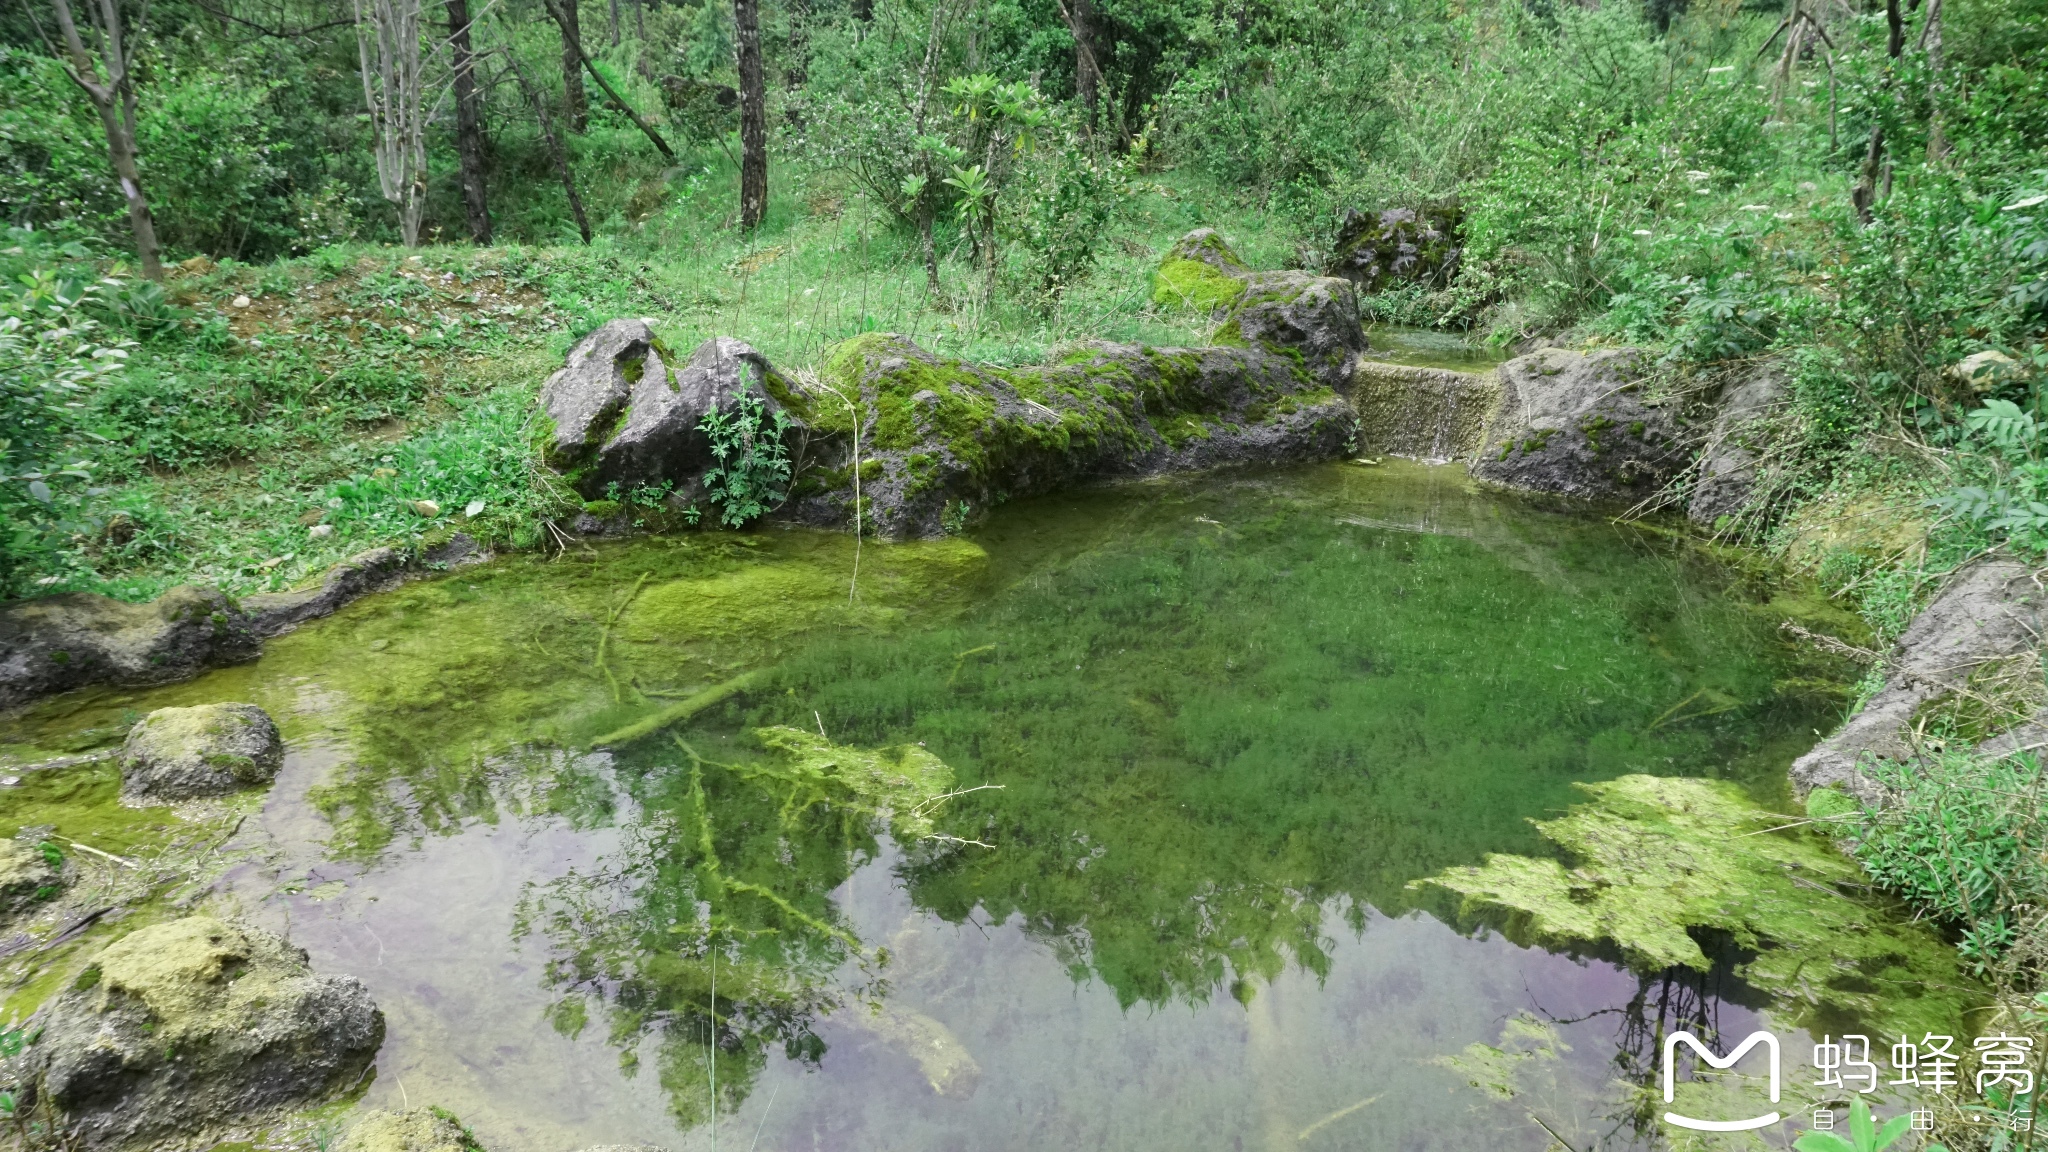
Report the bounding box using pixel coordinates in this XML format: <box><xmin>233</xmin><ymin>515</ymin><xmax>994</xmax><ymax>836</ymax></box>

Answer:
<box><xmin>555</xmin><ymin>0</ymin><xmax>588</xmax><ymax>131</ymax></box>
<box><xmin>508</xmin><ymin>51</ymin><xmax>592</xmax><ymax>244</ymax></box>
<box><xmin>447</xmin><ymin>0</ymin><xmax>492</xmax><ymax>243</ymax></box>
<box><xmin>1921</xmin><ymin>0</ymin><xmax>1946</xmax><ymax>159</ymax></box>
<box><xmin>733</xmin><ymin>0</ymin><xmax>767</xmax><ymax>229</ymax></box>
<box><xmin>48</xmin><ymin>0</ymin><xmax>161</xmax><ymax>279</ymax></box>
<box><xmin>1068</xmin><ymin>0</ymin><xmax>1100</xmax><ymax>124</ymax></box>
<box><xmin>1853</xmin><ymin>0</ymin><xmax>1904</xmax><ymax>224</ymax></box>
<box><xmin>607</xmin><ymin>0</ymin><xmax>619</xmax><ymax>46</ymax></box>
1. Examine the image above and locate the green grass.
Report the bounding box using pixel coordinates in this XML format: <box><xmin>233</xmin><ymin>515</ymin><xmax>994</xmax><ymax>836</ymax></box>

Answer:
<box><xmin>31</xmin><ymin>164</ymin><xmax>1304</xmax><ymax>603</ymax></box>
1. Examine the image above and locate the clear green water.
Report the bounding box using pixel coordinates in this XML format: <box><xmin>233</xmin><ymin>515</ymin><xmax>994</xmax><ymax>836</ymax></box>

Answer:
<box><xmin>1362</xmin><ymin>324</ymin><xmax>1511</xmax><ymax>373</ymax></box>
<box><xmin>1</xmin><ymin>461</ymin><xmax>1871</xmax><ymax>1151</ymax></box>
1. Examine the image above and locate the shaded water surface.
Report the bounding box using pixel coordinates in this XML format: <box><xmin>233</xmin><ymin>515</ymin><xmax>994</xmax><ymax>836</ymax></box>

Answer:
<box><xmin>3</xmin><ymin>462</ymin><xmax>1855</xmax><ymax>1152</ymax></box>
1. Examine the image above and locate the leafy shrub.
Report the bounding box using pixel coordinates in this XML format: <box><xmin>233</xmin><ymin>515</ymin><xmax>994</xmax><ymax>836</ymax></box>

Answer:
<box><xmin>699</xmin><ymin>391</ymin><xmax>792</xmax><ymax>528</ymax></box>
<box><xmin>1852</xmin><ymin>749</ymin><xmax>2048</xmax><ymax>969</ymax></box>
<box><xmin>1931</xmin><ymin>396</ymin><xmax>2048</xmax><ymax>556</ymax></box>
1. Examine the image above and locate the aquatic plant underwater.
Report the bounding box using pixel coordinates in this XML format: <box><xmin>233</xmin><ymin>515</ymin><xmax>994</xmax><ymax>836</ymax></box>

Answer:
<box><xmin>0</xmin><ymin>462</ymin><xmax>1956</xmax><ymax>1149</ymax></box>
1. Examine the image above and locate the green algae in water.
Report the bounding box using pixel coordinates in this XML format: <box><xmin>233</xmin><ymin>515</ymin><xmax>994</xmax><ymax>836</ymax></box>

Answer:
<box><xmin>1417</xmin><ymin>774</ymin><xmax>1976</xmax><ymax>1036</ymax></box>
<box><xmin>3</xmin><ymin>462</ymin><xmax>1896</xmax><ymax>1136</ymax></box>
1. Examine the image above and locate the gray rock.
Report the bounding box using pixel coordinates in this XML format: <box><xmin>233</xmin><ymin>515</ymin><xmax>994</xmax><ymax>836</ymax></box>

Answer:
<box><xmin>1979</xmin><ymin>707</ymin><xmax>2048</xmax><ymax>760</ymax></box>
<box><xmin>1162</xmin><ymin>229</ymin><xmax>1366</xmax><ymax>393</ymax></box>
<box><xmin>1470</xmin><ymin>347</ymin><xmax>1690</xmax><ymax>502</ymax></box>
<box><xmin>0</xmin><ymin>586</ymin><xmax>258</xmax><ymax>709</ymax></box>
<box><xmin>0</xmin><ymin>839</ymin><xmax>61</xmax><ymax>914</ymax></box>
<box><xmin>119</xmin><ymin>702</ymin><xmax>283</xmax><ymax>804</ymax></box>
<box><xmin>338</xmin><ymin>1108</ymin><xmax>480</xmax><ymax>1152</ymax></box>
<box><xmin>1327</xmin><ymin>204</ymin><xmax>1463</xmax><ymax>292</ymax></box>
<box><xmin>243</xmin><ymin>535</ymin><xmax>487</xmax><ymax>637</ymax></box>
<box><xmin>1792</xmin><ymin>559</ymin><xmax>2048</xmax><ymax>798</ymax></box>
<box><xmin>1687</xmin><ymin>363</ymin><xmax>1786</xmax><ymax>527</ymax></box>
<box><xmin>19</xmin><ymin>916</ymin><xmax>384</xmax><ymax>1146</ymax></box>
<box><xmin>539</xmin><ymin>322</ymin><xmax>801</xmax><ymax>499</ymax></box>
<box><xmin>782</xmin><ymin>333</ymin><xmax>1356</xmax><ymax>539</ymax></box>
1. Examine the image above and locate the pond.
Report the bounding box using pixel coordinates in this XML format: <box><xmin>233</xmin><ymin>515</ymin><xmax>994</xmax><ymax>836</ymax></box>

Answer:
<box><xmin>3</xmin><ymin>461</ymin><xmax>1871</xmax><ymax>1152</ymax></box>
<box><xmin>1362</xmin><ymin>324</ymin><xmax>1511</xmax><ymax>373</ymax></box>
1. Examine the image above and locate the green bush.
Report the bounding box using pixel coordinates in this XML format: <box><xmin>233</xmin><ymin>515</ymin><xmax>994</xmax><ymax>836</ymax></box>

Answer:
<box><xmin>1853</xmin><ymin>749</ymin><xmax>2048</xmax><ymax>970</ymax></box>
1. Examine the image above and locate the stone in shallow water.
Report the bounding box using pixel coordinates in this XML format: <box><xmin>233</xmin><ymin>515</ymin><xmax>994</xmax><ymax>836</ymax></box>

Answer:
<box><xmin>119</xmin><ymin>702</ymin><xmax>283</xmax><ymax>804</ymax></box>
<box><xmin>21</xmin><ymin>916</ymin><xmax>384</xmax><ymax>1146</ymax></box>
<box><xmin>338</xmin><ymin>1108</ymin><xmax>482</xmax><ymax>1152</ymax></box>
<box><xmin>0</xmin><ymin>839</ymin><xmax>61</xmax><ymax>915</ymax></box>
<box><xmin>0</xmin><ymin>586</ymin><xmax>259</xmax><ymax>709</ymax></box>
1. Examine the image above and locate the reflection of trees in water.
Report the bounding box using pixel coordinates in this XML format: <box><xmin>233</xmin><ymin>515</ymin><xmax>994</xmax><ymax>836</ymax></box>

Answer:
<box><xmin>516</xmin><ymin>733</ymin><xmax>956</xmax><ymax>1127</ymax></box>
<box><xmin>1526</xmin><ymin>945</ymin><xmax>1758</xmax><ymax>1150</ymax></box>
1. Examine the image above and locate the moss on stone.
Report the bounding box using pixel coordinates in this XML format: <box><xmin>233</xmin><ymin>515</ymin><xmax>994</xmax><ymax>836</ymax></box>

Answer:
<box><xmin>337</xmin><ymin>1107</ymin><xmax>483</xmax><ymax>1152</ymax></box>
<box><xmin>1416</xmin><ymin>774</ymin><xmax>1975</xmax><ymax>1034</ymax></box>
<box><xmin>1152</xmin><ymin>258</ymin><xmax>1248</xmax><ymax>313</ymax></box>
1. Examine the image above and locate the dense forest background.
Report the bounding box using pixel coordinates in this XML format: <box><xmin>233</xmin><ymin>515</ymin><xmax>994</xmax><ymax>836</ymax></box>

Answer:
<box><xmin>1</xmin><ymin>0</ymin><xmax>2045</xmax><ymax>621</ymax></box>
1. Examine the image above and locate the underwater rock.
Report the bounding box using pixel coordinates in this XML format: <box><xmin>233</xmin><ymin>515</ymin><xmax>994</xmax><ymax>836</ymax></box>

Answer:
<box><xmin>1326</xmin><ymin>203</ymin><xmax>1463</xmax><ymax>293</ymax></box>
<box><xmin>19</xmin><ymin>916</ymin><xmax>384</xmax><ymax>1146</ymax></box>
<box><xmin>0</xmin><ymin>585</ymin><xmax>259</xmax><ymax>709</ymax></box>
<box><xmin>338</xmin><ymin>1108</ymin><xmax>483</xmax><ymax>1152</ymax></box>
<box><xmin>539</xmin><ymin>321</ymin><xmax>802</xmax><ymax>500</ymax></box>
<box><xmin>1793</xmin><ymin>558</ymin><xmax>2048</xmax><ymax>799</ymax></box>
<box><xmin>0</xmin><ymin>838</ymin><xmax>62</xmax><ymax>914</ymax></box>
<box><xmin>842</xmin><ymin>1002</ymin><xmax>982</xmax><ymax>1098</ymax></box>
<box><xmin>119</xmin><ymin>702</ymin><xmax>283</xmax><ymax>804</ymax></box>
<box><xmin>1470</xmin><ymin>347</ymin><xmax>1689</xmax><ymax>502</ymax></box>
<box><xmin>1351</xmin><ymin>362</ymin><xmax>1501</xmax><ymax>462</ymax></box>
<box><xmin>1686</xmin><ymin>362</ymin><xmax>1785</xmax><ymax>527</ymax></box>
<box><xmin>779</xmin><ymin>332</ymin><xmax>1355</xmax><ymax>538</ymax></box>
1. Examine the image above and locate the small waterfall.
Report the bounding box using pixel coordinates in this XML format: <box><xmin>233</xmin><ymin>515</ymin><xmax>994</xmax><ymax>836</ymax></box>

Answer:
<box><xmin>1349</xmin><ymin>362</ymin><xmax>1502</xmax><ymax>463</ymax></box>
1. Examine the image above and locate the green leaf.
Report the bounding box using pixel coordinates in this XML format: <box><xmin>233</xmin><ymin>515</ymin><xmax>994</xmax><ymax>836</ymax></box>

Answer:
<box><xmin>1872</xmin><ymin>1113</ymin><xmax>1913</xmax><ymax>1151</ymax></box>
<box><xmin>1848</xmin><ymin>1098</ymin><xmax>1875</xmax><ymax>1150</ymax></box>
<box><xmin>1794</xmin><ymin>1133</ymin><xmax>1858</xmax><ymax>1152</ymax></box>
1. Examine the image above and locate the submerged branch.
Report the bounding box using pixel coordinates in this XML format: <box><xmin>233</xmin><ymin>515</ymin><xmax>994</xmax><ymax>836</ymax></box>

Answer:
<box><xmin>588</xmin><ymin>669</ymin><xmax>768</xmax><ymax>747</ymax></box>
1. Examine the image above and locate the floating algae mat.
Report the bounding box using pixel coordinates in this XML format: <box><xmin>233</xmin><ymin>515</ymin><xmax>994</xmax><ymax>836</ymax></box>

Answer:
<box><xmin>0</xmin><ymin>461</ymin><xmax>1964</xmax><ymax>1152</ymax></box>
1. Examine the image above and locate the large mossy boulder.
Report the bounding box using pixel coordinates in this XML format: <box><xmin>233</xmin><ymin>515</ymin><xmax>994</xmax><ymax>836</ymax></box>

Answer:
<box><xmin>1469</xmin><ymin>347</ymin><xmax>1690</xmax><ymax>502</ymax></box>
<box><xmin>20</xmin><ymin>916</ymin><xmax>384</xmax><ymax>1146</ymax></box>
<box><xmin>780</xmin><ymin>332</ymin><xmax>1355</xmax><ymax>538</ymax></box>
<box><xmin>1153</xmin><ymin>228</ymin><xmax>1365</xmax><ymax>393</ymax></box>
<box><xmin>0</xmin><ymin>586</ymin><xmax>258</xmax><ymax>709</ymax></box>
<box><xmin>119</xmin><ymin>702</ymin><xmax>284</xmax><ymax>804</ymax></box>
<box><xmin>538</xmin><ymin>321</ymin><xmax>802</xmax><ymax>500</ymax></box>
<box><xmin>1326</xmin><ymin>204</ymin><xmax>1463</xmax><ymax>292</ymax></box>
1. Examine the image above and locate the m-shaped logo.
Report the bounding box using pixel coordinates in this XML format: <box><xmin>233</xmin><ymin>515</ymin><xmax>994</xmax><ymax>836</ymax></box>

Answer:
<box><xmin>1662</xmin><ymin>1030</ymin><xmax>1782</xmax><ymax>1132</ymax></box>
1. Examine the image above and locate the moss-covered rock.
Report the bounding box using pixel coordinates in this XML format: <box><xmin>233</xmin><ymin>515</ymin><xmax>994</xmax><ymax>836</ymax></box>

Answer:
<box><xmin>0</xmin><ymin>585</ymin><xmax>259</xmax><ymax>710</ymax></box>
<box><xmin>0</xmin><ymin>838</ymin><xmax>62</xmax><ymax>914</ymax></box>
<box><xmin>1327</xmin><ymin>203</ymin><xmax>1463</xmax><ymax>291</ymax></box>
<box><xmin>19</xmin><ymin>916</ymin><xmax>385</xmax><ymax>1146</ymax></box>
<box><xmin>1415</xmin><ymin>774</ymin><xmax>1974</xmax><ymax>1035</ymax></box>
<box><xmin>1153</xmin><ymin>228</ymin><xmax>1366</xmax><ymax>393</ymax></box>
<box><xmin>782</xmin><ymin>331</ymin><xmax>1355</xmax><ymax>538</ymax></box>
<box><xmin>119</xmin><ymin>702</ymin><xmax>283</xmax><ymax>805</ymax></box>
<box><xmin>338</xmin><ymin>1107</ymin><xmax>484</xmax><ymax>1152</ymax></box>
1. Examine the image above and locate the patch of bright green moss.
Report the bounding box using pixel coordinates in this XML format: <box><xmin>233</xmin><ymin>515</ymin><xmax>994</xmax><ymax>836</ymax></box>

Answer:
<box><xmin>1416</xmin><ymin>774</ymin><xmax>1976</xmax><ymax>1035</ymax></box>
<box><xmin>1152</xmin><ymin>258</ymin><xmax>1248</xmax><ymax>313</ymax></box>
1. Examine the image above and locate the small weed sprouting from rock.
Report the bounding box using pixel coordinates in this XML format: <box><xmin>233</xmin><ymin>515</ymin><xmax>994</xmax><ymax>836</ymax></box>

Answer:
<box><xmin>699</xmin><ymin>388</ymin><xmax>793</xmax><ymax>529</ymax></box>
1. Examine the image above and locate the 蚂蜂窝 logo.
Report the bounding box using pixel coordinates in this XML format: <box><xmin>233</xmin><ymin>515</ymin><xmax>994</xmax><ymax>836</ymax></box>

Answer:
<box><xmin>1662</xmin><ymin>1030</ymin><xmax>1782</xmax><ymax>1132</ymax></box>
